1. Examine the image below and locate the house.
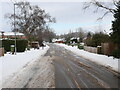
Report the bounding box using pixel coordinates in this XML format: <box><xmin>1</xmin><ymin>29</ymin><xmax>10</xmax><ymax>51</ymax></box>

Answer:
<box><xmin>52</xmin><ymin>38</ymin><xmax>65</xmax><ymax>43</ymax></box>
<box><xmin>70</xmin><ymin>37</ymin><xmax>80</xmax><ymax>44</ymax></box>
<box><xmin>0</xmin><ymin>31</ymin><xmax>27</xmax><ymax>40</ymax></box>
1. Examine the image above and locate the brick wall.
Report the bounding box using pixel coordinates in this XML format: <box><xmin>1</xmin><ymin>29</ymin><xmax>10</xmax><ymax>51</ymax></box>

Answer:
<box><xmin>0</xmin><ymin>48</ymin><xmax>4</xmax><ymax>56</ymax></box>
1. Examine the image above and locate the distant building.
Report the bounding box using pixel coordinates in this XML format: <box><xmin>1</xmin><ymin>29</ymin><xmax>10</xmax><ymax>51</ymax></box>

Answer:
<box><xmin>70</xmin><ymin>37</ymin><xmax>79</xmax><ymax>43</ymax></box>
<box><xmin>0</xmin><ymin>32</ymin><xmax>27</xmax><ymax>40</ymax></box>
<box><xmin>52</xmin><ymin>38</ymin><xmax>65</xmax><ymax>43</ymax></box>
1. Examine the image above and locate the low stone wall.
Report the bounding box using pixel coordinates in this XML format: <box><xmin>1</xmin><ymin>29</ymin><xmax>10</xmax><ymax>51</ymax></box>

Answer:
<box><xmin>0</xmin><ymin>48</ymin><xmax>4</xmax><ymax>56</ymax></box>
<box><xmin>84</xmin><ymin>46</ymin><xmax>98</xmax><ymax>54</ymax></box>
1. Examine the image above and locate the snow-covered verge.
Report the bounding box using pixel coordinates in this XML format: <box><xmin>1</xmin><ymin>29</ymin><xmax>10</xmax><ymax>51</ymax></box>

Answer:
<box><xmin>56</xmin><ymin>43</ymin><xmax>120</xmax><ymax>73</ymax></box>
<box><xmin>0</xmin><ymin>46</ymin><xmax>49</xmax><ymax>89</ymax></box>
<box><xmin>2</xmin><ymin>56</ymin><xmax>55</xmax><ymax>88</ymax></box>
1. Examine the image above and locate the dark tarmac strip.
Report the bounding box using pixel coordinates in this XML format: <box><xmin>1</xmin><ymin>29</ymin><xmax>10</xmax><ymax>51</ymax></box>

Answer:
<box><xmin>45</xmin><ymin>44</ymin><xmax>120</xmax><ymax>89</ymax></box>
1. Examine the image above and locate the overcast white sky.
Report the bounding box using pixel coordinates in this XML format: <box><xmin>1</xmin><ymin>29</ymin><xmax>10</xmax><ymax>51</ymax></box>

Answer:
<box><xmin>0</xmin><ymin>0</ymin><xmax>114</xmax><ymax>35</ymax></box>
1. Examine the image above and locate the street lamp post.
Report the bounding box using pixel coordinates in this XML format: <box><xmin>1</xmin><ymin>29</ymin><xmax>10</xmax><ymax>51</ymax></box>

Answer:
<box><xmin>14</xmin><ymin>3</ymin><xmax>18</xmax><ymax>55</ymax></box>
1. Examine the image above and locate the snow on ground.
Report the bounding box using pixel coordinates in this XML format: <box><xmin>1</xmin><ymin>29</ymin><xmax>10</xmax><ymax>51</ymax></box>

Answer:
<box><xmin>0</xmin><ymin>46</ymin><xmax>49</xmax><ymax>89</ymax></box>
<box><xmin>2</xmin><ymin>56</ymin><xmax>54</xmax><ymax>88</ymax></box>
<box><xmin>56</xmin><ymin>43</ymin><xmax>119</xmax><ymax>73</ymax></box>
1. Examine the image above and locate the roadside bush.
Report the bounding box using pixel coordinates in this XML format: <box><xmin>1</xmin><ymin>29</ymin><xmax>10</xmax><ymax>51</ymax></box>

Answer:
<box><xmin>0</xmin><ymin>40</ymin><xmax>2</xmax><ymax>48</ymax></box>
<box><xmin>85</xmin><ymin>38</ymin><xmax>94</xmax><ymax>47</ymax></box>
<box><xmin>78</xmin><ymin>45</ymin><xmax>83</xmax><ymax>49</ymax></box>
<box><xmin>85</xmin><ymin>32</ymin><xmax>110</xmax><ymax>47</ymax></box>
<box><xmin>2</xmin><ymin>40</ymin><xmax>28</xmax><ymax>52</ymax></box>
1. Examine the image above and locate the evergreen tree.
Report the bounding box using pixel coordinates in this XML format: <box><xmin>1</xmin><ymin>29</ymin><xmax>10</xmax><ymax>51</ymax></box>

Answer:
<box><xmin>111</xmin><ymin>1</ymin><xmax>120</xmax><ymax>46</ymax></box>
<box><xmin>87</xmin><ymin>32</ymin><xmax>92</xmax><ymax>38</ymax></box>
<box><xmin>110</xmin><ymin>1</ymin><xmax>120</xmax><ymax>58</ymax></box>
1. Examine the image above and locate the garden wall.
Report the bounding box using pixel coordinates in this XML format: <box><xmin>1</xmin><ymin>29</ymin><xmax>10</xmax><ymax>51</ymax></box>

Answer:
<box><xmin>0</xmin><ymin>48</ymin><xmax>4</xmax><ymax>56</ymax></box>
<box><xmin>84</xmin><ymin>46</ymin><xmax>98</xmax><ymax>54</ymax></box>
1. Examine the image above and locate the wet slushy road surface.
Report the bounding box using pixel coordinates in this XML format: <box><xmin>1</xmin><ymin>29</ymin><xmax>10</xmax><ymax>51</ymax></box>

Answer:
<box><xmin>45</xmin><ymin>44</ymin><xmax>120</xmax><ymax>88</ymax></box>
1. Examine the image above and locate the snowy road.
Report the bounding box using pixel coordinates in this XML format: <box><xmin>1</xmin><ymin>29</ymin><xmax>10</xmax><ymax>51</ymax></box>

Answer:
<box><xmin>3</xmin><ymin>43</ymin><xmax>120</xmax><ymax>88</ymax></box>
<box><xmin>46</xmin><ymin>44</ymin><xmax>120</xmax><ymax>88</ymax></box>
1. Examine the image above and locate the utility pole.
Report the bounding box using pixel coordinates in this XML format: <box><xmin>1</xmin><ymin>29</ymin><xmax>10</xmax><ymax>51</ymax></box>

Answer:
<box><xmin>14</xmin><ymin>3</ymin><xmax>17</xmax><ymax>55</ymax></box>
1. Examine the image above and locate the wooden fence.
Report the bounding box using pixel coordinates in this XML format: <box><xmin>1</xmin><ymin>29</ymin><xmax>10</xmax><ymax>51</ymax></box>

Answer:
<box><xmin>84</xmin><ymin>43</ymin><xmax>118</xmax><ymax>55</ymax></box>
<box><xmin>101</xmin><ymin>42</ymin><xmax>118</xmax><ymax>55</ymax></box>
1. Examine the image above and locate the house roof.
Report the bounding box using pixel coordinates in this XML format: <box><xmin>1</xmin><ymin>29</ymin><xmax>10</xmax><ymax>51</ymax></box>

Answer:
<box><xmin>52</xmin><ymin>38</ymin><xmax>65</xmax><ymax>42</ymax></box>
<box><xmin>0</xmin><ymin>32</ymin><xmax>24</xmax><ymax>36</ymax></box>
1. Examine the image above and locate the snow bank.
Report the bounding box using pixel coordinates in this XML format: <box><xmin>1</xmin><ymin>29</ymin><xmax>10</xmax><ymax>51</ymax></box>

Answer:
<box><xmin>0</xmin><ymin>46</ymin><xmax>49</xmax><ymax>88</ymax></box>
<box><xmin>56</xmin><ymin>43</ymin><xmax>119</xmax><ymax>72</ymax></box>
<box><xmin>3</xmin><ymin>56</ymin><xmax>54</xmax><ymax>88</ymax></box>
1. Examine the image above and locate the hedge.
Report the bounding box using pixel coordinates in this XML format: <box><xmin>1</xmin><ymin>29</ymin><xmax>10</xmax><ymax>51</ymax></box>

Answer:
<box><xmin>78</xmin><ymin>45</ymin><xmax>84</xmax><ymax>49</ymax></box>
<box><xmin>2</xmin><ymin>39</ymin><xmax>28</xmax><ymax>52</ymax></box>
<box><xmin>0</xmin><ymin>40</ymin><xmax>2</xmax><ymax>48</ymax></box>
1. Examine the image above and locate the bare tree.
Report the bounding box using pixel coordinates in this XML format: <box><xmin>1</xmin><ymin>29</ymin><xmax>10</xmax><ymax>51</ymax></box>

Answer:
<box><xmin>83</xmin><ymin>0</ymin><xmax>119</xmax><ymax>20</ymax></box>
<box><xmin>42</xmin><ymin>27</ymin><xmax>56</xmax><ymax>42</ymax></box>
<box><xmin>6</xmin><ymin>1</ymin><xmax>55</xmax><ymax>44</ymax></box>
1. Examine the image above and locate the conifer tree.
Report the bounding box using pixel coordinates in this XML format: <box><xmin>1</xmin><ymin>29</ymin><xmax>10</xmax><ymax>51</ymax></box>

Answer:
<box><xmin>111</xmin><ymin>1</ymin><xmax>120</xmax><ymax>46</ymax></box>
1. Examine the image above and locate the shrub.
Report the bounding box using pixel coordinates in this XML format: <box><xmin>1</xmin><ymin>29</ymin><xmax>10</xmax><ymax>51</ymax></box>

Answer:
<box><xmin>2</xmin><ymin>39</ymin><xmax>28</xmax><ymax>52</ymax></box>
<box><xmin>0</xmin><ymin>40</ymin><xmax>2</xmax><ymax>48</ymax></box>
<box><xmin>78</xmin><ymin>45</ymin><xmax>83</xmax><ymax>49</ymax></box>
<box><xmin>85</xmin><ymin>32</ymin><xmax>110</xmax><ymax>47</ymax></box>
